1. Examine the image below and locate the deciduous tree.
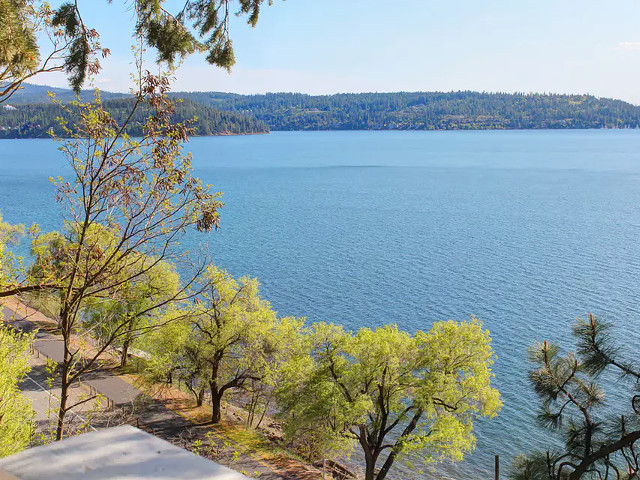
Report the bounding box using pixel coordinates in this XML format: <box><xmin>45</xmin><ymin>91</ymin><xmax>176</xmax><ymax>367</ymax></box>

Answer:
<box><xmin>82</xmin><ymin>257</ymin><xmax>181</xmax><ymax>367</ymax></box>
<box><xmin>144</xmin><ymin>266</ymin><xmax>305</xmax><ymax>424</ymax></box>
<box><xmin>0</xmin><ymin>323</ymin><xmax>35</xmax><ymax>457</ymax></box>
<box><xmin>0</xmin><ymin>212</ymin><xmax>25</xmax><ymax>287</ymax></box>
<box><xmin>278</xmin><ymin>319</ymin><xmax>502</xmax><ymax>480</ymax></box>
<box><xmin>21</xmin><ymin>71</ymin><xmax>223</xmax><ymax>440</ymax></box>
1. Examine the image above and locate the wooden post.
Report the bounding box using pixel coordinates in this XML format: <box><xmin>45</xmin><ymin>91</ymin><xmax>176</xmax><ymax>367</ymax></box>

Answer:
<box><xmin>322</xmin><ymin>459</ymin><xmax>326</xmax><ymax>480</ymax></box>
<box><xmin>495</xmin><ymin>454</ymin><xmax>500</xmax><ymax>480</ymax></box>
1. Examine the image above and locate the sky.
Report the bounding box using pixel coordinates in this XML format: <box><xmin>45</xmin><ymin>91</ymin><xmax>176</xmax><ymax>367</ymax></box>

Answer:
<box><xmin>33</xmin><ymin>0</ymin><xmax>640</xmax><ymax>104</ymax></box>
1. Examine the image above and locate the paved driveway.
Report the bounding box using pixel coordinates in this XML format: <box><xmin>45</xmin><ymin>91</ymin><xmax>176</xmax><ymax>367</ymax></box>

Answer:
<box><xmin>1</xmin><ymin>305</ymin><xmax>140</xmax><ymax>406</ymax></box>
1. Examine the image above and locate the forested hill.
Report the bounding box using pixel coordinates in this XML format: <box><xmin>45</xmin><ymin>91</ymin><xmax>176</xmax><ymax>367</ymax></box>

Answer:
<box><xmin>0</xmin><ymin>97</ymin><xmax>269</xmax><ymax>138</ymax></box>
<box><xmin>5</xmin><ymin>84</ymin><xmax>640</xmax><ymax>131</ymax></box>
<box><xmin>175</xmin><ymin>91</ymin><xmax>640</xmax><ymax>130</ymax></box>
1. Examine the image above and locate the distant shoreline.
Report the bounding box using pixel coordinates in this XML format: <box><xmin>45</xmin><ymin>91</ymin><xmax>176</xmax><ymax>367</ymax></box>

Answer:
<box><xmin>6</xmin><ymin>86</ymin><xmax>640</xmax><ymax>134</ymax></box>
<box><xmin>4</xmin><ymin>126</ymin><xmax>640</xmax><ymax>140</ymax></box>
<box><xmin>0</xmin><ymin>131</ymin><xmax>270</xmax><ymax>140</ymax></box>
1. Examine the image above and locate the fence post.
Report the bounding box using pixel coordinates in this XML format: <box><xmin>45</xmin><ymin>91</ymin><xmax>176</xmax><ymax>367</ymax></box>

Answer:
<box><xmin>495</xmin><ymin>454</ymin><xmax>500</xmax><ymax>480</ymax></box>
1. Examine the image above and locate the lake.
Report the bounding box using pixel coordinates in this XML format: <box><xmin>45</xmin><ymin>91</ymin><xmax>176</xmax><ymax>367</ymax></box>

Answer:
<box><xmin>2</xmin><ymin>130</ymin><xmax>640</xmax><ymax>479</ymax></box>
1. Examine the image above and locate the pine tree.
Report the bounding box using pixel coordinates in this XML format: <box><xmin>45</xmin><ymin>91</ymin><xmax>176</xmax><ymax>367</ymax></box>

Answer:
<box><xmin>512</xmin><ymin>314</ymin><xmax>640</xmax><ymax>480</ymax></box>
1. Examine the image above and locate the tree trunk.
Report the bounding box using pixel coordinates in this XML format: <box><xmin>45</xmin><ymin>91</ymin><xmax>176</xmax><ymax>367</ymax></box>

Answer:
<box><xmin>185</xmin><ymin>379</ymin><xmax>204</xmax><ymax>406</ymax></box>
<box><xmin>55</xmin><ymin>350</ymin><xmax>70</xmax><ymax>440</ymax></box>
<box><xmin>365</xmin><ymin>457</ymin><xmax>377</xmax><ymax>480</ymax></box>
<box><xmin>247</xmin><ymin>393</ymin><xmax>257</xmax><ymax>427</ymax></box>
<box><xmin>360</xmin><ymin>432</ymin><xmax>378</xmax><ymax>480</ymax></box>
<box><xmin>375</xmin><ymin>409</ymin><xmax>424</xmax><ymax>480</ymax></box>
<box><xmin>120</xmin><ymin>318</ymin><xmax>133</xmax><ymax>367</ymax></box>
<box><xmin>375</xmin><ymin>451</ymin><xmax>396</xmax><ymax>480</ymax></box>
<box><xmin>255</xmin><ymin>397</ymin><xmax>271</xmax><ymax>429</ymax></box>
<box><xmin>211</xmin><ymin>386</ymin><xmax>223</xmax><ymax>424</ymax></box>
<box><xmin>120</xmin><ymin>336</ymin><xmax>130</xmax><ymax>367</ymax></box>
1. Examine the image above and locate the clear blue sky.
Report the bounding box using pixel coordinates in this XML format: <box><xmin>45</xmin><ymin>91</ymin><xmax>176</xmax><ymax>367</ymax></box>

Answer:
<box><xmin>35</xmin><ymin>0</ymin><xmax>640</xmax><ymax>104</ymax></box>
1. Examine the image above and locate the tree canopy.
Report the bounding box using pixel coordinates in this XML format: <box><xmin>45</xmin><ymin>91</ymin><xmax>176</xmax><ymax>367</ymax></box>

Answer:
<box><xmin>82</xmin><ymin>257</ymin><xmax>181</xmax><ymax>367</ymax></box>
<box><xmin>0</xmin><ymin>212</ymin><xmax>25</xmax><ymax>288</ymax></box>
<box><xmin>8</xmin><ymin>72</ymin><xmax>225</xmax><ymax>440</ymax></box>
<box><xmin>144</xmin><ymin>266</ymin><xmax>305</xmax><ymax>424</ymax></box>
<box><xmin>0</xmin><ymin>323</ymin><xmax>35</xmax><ymax>457</ymax></box>
<box><xmin>278</xmin><ymin>319</ymin><xmax>502</xmax><ymax>480</ymax></box>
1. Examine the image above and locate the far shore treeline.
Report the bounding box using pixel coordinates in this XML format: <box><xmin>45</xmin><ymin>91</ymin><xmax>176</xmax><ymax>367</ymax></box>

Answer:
<box><xmin>0</xmin><ymin>95</ymin><xmax>270</xmax><ymax>139</ymax></box>
<box><xmin>2</xmin><ymin>84</ymin><xmax>640</xmax><ymax>138</ymax></box>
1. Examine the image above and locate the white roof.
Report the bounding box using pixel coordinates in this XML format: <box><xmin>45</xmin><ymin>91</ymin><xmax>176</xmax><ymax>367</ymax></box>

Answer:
<box><xmin>0</xmin><ymin>425</ymin><xmax>251</xmax><ymax>480</ymax></box>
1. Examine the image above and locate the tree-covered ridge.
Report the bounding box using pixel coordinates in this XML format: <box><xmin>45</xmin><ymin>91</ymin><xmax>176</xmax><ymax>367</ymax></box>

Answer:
<box><xmin>176</xmin><ymin>91</ymin><xmax>640</xmax><ymax>130</ymax></box>
<box><xmin>6</xmin><ymin>85</ymin><xmax>640</xmax><ymax>134</ymax></box>
<box><xmin>0</xmin><ymin>97</ymin><xmax>269</xmax><ymax>138</ymax></box>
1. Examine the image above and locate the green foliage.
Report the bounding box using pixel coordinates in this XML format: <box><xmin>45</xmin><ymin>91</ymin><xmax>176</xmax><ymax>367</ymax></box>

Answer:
<box><xmin>17</xmin><ymin>72</ymin><xmax>225</xmax><ymax>440</ymax></box>
<box><xmin>0</xmin><ymin>211</ymin><xmax>25</xmax><ymax>287</ymax></box>
<box><xmin>278</xmin><ymin>318</ymin><xmax>502</xmax><ymax>480</ymax></box>
<box><xmin>512</xmin><ymin>314</ymin><xmax>640</xmax><ymax>480</ymax></box>
<box><xmin>51</xmin><ymin>2</ymin><xmax>92</xmax><ymax>91</ymax></box>
<box><xmin>0</xmin><ymin>323</ymin><xmax>35</xmax><ymax>457</ymax></box>
<box><xmin>1</xmin><ymin>0</ymin><xmax>74</xmax><ymax>102</ymax></box>
<box><xmin>144</xmin><ymin>266</ymin><xmax>306</xmax><ymax>424</ymax></box>
<box><xmin>2</xmin><ymin>0</ymin><xmax>277</xmax><ymax>95</ymax></box>
<box><xmin>142</xmin><ymin>306</ymin><xmax>192</xmax><ymax>381</ymax></box>
<box><xmin>135</xmin><ymin>0</ymin><xmax>272</xmax><ymax>70</ymax></box>
<box><xmin>0</xmin><ymin>0</ymin><xmax>39</xmax><ymax>79</ymax></box>
<box><xmin>5</xmin><ymin>88</ymin><xmax>638</xmax><ymax>137</ymax></box>
<box><xmin>81</xmin><ymin>257</ymin><xmax>181</xmax><ymax>366</ymax></box>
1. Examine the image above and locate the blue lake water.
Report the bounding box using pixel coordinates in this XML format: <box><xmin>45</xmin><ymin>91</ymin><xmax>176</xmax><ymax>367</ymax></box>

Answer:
<box><xmin>2</xmin><ymin>130</ymin><xmax>640</xmax><ymax>479</ymax></box>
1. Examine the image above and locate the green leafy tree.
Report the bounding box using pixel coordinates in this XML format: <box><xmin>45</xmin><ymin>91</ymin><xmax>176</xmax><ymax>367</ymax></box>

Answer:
<box><xmin>512</xmin><ymin>314</ymin><xmax>640</xmax><ymax>480</ymax></box>
<box><xmin>82</xmin><ymin>258</ymin><xmax>181</xmax><ymax>367</ymax></box>
<box><xmin>142</xmin><ymin>306</ymin><xmax>193</xmax><ymax>386</ymax></box>
<box><xmin>0</xmin><ymin>323</ymin><xmax>35</xmax><ymax>457</ymax></box>
<box><xmin>0</xmin><ymin>0</ymin><xmax>282</xmax><ymax>445</ymax></box>
<box><xmin>0</xmin><ymin>212</ymin><xmax>25</xmax><ymax>287</ymax></box>
<box><xmin>278</xmin><ymin>319</ymin><xmax>502</xmax><ymax>480</ymax></box>
<box><xmin>188</xmin><ymin>266</ymin><xmax>282</xmax><ymax>423</ymax></box>
<box><xmin>244</xmin><ymin>314</ymin><xmax>307</xmax><ymax>429</ymax></box>
<box><xmin>144</xmin><ymin>266</ymin><xmax>304</xmax><ymax>424</ymax></box>
<box><xmin>17</xmin><ymin>72</ymin><xmax>223</xmax><ymax>441</ymax></box>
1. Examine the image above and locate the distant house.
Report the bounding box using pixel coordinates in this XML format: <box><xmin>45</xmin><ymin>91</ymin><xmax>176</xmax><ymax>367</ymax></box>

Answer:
<box><xmin>0</xmin><ymin>425</ymin><xmax>252</xmax><ymax>480</ymax></box>
<box><xmin>2</xmin><ymin>105</ymin><xmax>17</xmax><ymax>110</ymax></box>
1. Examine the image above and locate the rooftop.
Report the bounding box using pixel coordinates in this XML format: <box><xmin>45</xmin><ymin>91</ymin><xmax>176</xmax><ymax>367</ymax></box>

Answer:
<box><xmin>0</xmin><ymin>425</ymin><xmax>251</xmax><ymax>480</ymax></box>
